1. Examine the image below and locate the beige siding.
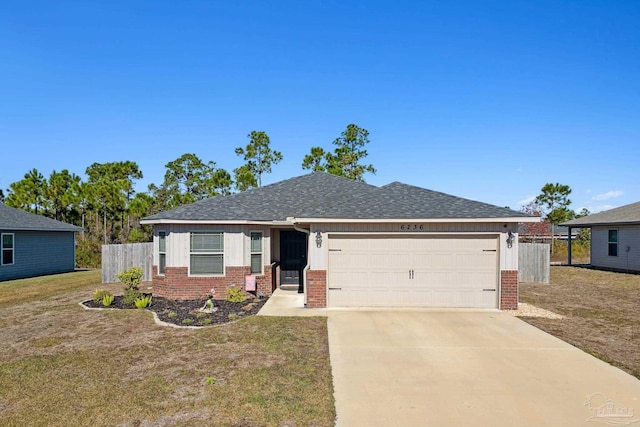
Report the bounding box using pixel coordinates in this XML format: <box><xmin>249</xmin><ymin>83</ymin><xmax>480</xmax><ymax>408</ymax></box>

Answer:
<box><xmin>309</xmin><ymin>222</ymin><xmax>517</xmax><ymax>271</ymax></box>
<box><xmin>153</xmin><ymin>224</ymin><xmax>272</xmax><ymax>275</ymax></box>
<box><xmin>591</xmin><ymin>226</ymin><xmax>640</xmax><ymax>271</ymax></box>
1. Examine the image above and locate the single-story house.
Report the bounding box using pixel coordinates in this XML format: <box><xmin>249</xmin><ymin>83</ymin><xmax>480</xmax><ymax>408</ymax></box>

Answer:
<box><xmin>0</xmin><ymin>204</ymin><xmax>83</xmax><ymax>281</ymax></box>
<box><xmin>140</xmin><ymin>172</ymin><xmax>538</xmax><ymax>310</ymax></box>
<box><xmin>562</xmin><ymin>201</ymin><xmax>640</xmax><ymax>273</ymax></box>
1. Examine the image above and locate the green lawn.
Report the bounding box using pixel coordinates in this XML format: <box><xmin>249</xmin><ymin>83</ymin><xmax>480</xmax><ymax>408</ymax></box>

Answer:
<box><xmin>0</xmin><ymin>272</ymin><xmax>335</xmax><ymax>426</ymax></box>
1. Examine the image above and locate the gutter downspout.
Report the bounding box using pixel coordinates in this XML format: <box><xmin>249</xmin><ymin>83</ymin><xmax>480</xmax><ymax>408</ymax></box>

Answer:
<box><xmin>292</xmin><ymin>222</ymin><xmax>311</xmax><ymax>307</ymax></box>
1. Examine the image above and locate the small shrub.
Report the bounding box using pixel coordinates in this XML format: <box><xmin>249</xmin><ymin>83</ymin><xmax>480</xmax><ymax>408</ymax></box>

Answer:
<box><xmin>134</xmin><ymin>295</ymin><xmax>152</xmax><ymax>309</ymax></box>
<box><xmin>196</xmin><ymin>312</ymin><xmax>207</xmax><ymax>319</ymax></box>
<box><xmin>228</xmin><ymin>313</ymin><xmax>238</xmax><ymax>320</ymax></box>
<box><xmin>167</xmin><ymin>311</ymin><xmax>177</xmax><ymax>319</ymax></box>
<box><xmin>201</xmin><ymin>318</ymin><xmax>212</xmax><ymax>325</ymax></box>
<box><xmin>93</xmin><ymin>289</ymin><xmax>111</xmax><ymax>304</ymax></box>
<box><xmin>226</xmin><ymin>287</ymin><xmax>246</xmax><ymax>303</ymax></box>
<box><xmin>182</xmin><ymin>318</ymin><xmax>194</xmax><ymax>325</ymax></box>
<box><xmin>117</xmin><ymin>267</ymin><xmax>144</xmax><ymax>291</ymax></box>
<box><xmin>123</xmin><ymin>289</ymin><xmax>142</xmax><ymax>306</ymax></box>
<box><xmin>102</xmin><ymin>294</ymin><xmax>114</xmax><ymax>307</ymax></box>
<box><xmin>205</xmin><ymin>377</ymin><xmax>216</xmax><ymax>385</ymax></box>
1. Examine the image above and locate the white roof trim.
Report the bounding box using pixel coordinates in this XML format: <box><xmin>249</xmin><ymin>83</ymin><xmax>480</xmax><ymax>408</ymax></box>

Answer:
<box><xmin>141</xmin><ymin>217</ymin><xmax>539</xmax><ymax>225</ymax></box>
<box><xmin>140</xmin><ymin>219</ymin><xmax>292</xmax><ymax>226</ymax></box>
<box><xmin>288</xmin><ymin>217</ymin><xmax>540</xmax><ymax>224</ymax></box>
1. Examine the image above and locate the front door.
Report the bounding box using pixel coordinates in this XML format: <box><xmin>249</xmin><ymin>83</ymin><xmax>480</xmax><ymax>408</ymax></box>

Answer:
<box><xmin>280</xmin><ymin>230</ymin><xmax>307</xmax><ymax>292</ymax></box>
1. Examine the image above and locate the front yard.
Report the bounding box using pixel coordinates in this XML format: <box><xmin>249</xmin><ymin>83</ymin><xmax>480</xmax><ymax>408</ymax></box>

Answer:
<box><xmin>0</xmin><ymin>270</ymin><xmax>335</xmax><ymax>427</ymax></box>
<box><xmin>520</xmin><ymin>266</ymin><xmax>640</xmax><ymax>378</ymax></box>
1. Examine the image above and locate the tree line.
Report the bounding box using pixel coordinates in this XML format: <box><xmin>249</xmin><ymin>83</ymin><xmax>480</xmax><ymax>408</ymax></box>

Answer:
<box><xmin>1</xmin><ymin>124</ymin><xmax>375</xmax><ymax>267</ymax></box>
<box><xmin>521</xmin><ymin>182</ymin><xmax>591</xmax><ymax>248</ymax></box>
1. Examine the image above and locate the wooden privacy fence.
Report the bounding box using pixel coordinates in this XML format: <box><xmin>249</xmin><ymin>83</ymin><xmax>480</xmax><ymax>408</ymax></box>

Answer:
<box><xmin>102</xmin><ymin>243</ymin><xmax>153</xmax><ymax>284</ymax></box>
<box><xmin>519</xmin><ymin>242</ymin><xmax>550</xmax><ymax>284</ymax></box>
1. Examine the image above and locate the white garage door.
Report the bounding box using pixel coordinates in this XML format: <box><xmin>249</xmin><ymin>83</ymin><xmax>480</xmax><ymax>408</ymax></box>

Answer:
<box><xmin>327</xmin><ymin>235</ymin><xmax>498</xmax><ymax>308</ymax></box>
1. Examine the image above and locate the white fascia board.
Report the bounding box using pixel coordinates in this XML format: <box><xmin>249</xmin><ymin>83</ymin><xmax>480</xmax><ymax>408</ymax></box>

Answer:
<box><xmin>140</xmin><ymin>219</ymin><xmax>292</xmax><ymax>226</ymax></box>
<box><xmin>288</xmin><ymin>217</ymin><xmax>541</xmax><ymax>224</ymax></box>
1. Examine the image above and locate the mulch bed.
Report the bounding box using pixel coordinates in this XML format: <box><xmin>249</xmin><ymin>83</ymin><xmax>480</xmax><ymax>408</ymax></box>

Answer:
<box><xmin>82</xmin><ymin>295</ymin><xmax>269</xmax><ymax>327</ymax></box>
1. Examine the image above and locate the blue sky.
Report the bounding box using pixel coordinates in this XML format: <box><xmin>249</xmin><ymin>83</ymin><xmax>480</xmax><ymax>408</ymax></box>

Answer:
<box><xmin>1</xmin><ymin>1</ymin><xmax>638</xmax><ymax>213</ymax></box>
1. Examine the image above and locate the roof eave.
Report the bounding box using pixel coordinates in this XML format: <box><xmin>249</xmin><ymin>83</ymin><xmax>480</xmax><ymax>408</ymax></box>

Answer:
<box><xmin>0</xmin><ymin>226</ymin><xmax>84</xmax><ymax>232</ymax></box>
<box><xmin>140</xmin><ymin>219</ymin><xmax>293</xmax><ymax>226</ymax></box>
<box><xmin>288</xmin><ymin>217</ymin><xmax>540</xmax><ymax>224</ymax></box>
<box><xmin>561</xmin><ymin>221</ymin><xmax>640</xmax><ymax>228</ymax></box>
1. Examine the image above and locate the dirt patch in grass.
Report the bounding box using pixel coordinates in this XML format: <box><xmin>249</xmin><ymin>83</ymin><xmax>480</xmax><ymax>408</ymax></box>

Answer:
<box><xmin>0</xmin><ymin>274</ymin><xmax>335</xmax><ymax>426</ymax></box>
<box><xmin>520</xmin><ymin>266</ymin><xmax>640</xmax><ymax>378</ymax></box>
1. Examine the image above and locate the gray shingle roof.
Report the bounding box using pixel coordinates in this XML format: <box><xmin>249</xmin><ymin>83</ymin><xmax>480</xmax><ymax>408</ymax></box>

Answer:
<box><xmin>142</xmin><ymin>172</ymin><xmax>532</xmax><ymax>222</ymax></box>
<box><xmin>562</xmin><ymin>201</ymin><xmax>640</xmax><ymax>227</ymax></box>
<box><xmin>0</xmin><ymin>204</ymin><xmax>83</xmax><ymax>232</ymax></box>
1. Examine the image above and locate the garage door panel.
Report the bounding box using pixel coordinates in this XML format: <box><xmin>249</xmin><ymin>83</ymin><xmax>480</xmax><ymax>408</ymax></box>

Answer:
<box><xmin>328</xmin><ymin>235</ymin><xmax>498</xmax><ymax>308</ymax></box>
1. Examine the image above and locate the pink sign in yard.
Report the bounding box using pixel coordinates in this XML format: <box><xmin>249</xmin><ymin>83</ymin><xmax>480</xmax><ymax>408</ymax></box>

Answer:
<box><xmin>245</xmin><ymin>275</ymin><xmax>256</xmax><ymax>291</ymax></box>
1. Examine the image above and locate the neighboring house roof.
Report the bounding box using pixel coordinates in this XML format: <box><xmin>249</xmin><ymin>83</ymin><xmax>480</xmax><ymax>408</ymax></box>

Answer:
<box><xmin>562</xmin><ymin>201</ymin><xmax>640</xmax><ymax>227</ymax></box>
<box><xmin>0</xmin><ymin>204</ymin><xmax>83</xmax><ymax>232</ymax></box>
<box><xmin>517</xmin><ymin>224</ymin><xmax>581</xmax><ymax>235</ymax></box>
<box><xmin>142</xmin><ymin>172</ymin><xmax>534</xmax><ymax>223</ymax></box>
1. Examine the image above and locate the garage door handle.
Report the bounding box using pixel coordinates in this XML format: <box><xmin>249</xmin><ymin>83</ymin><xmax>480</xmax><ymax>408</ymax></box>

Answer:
<box><xmin>329</xmin><ymin>287</ymin><xmax>342</xmax><ymax>290</ymax></box>
<box><xmin>483</xmin><ymin>249</ymin><xmax>497</xmax><ymax>252</ymax></box>
<box><xmin>483</xmin><ymin>288</ymin><xmax>496</xmax><ymax>292</ymax></box>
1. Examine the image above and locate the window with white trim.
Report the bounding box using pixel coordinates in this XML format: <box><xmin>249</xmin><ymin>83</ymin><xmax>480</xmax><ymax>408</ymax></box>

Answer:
<box><xmin>158</xmin><ymin>231</ymin><xmax>166</xmax><ymax>274</ymax></box>
<box><xmin>190</xmin><ymin>232</ymin><xmax>224</xmax><ymax>275</ymax></box>
<box><xmin>250</xmin><ymin>232</ymin><xmax>263</xmax><ymax>274</ymax></box>
<box><xmin>608</xmin><ymin>230</ymin><xmax>618</xmax><ymax>257</ymax></box>
<box><xmin>2</xmin><ymin>233</ymin><xmax>14</xmax><ymax>265</ymax></box>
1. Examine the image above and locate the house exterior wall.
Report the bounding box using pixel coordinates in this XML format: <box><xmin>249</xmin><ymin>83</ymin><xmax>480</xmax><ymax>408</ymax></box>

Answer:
<box><xmin>591</xmin><ymin>225</ymin><xmax>640</xmax><ymax>272</ymax></box>
<box><xmin>151</xmin><ymin>224</ymin><xmax>273</xmax><ymax>299</ymax></box>
<box><xmin>0</xmin><ymin>230</ymin><xmax>76</xmax><ymax>281</ymax></box>
<box><xmin>150</xmin><ymin>221</ymin><xmax>521</xmax><ymax>307</ymax></box>
<box><xmin>152</xmin><ymin>265</ymin><xmax>273</xmax><ymax>300</ymax></box>
<box><xmin>153</xmin><ymin>224</ymin><xmax>272</xmax><ymax>272</ymax></box>
<box><xmin>308</xmin><ymin>222</ymin><xmax>517</xmax><ymax>271</ymax></box>
<box><xmin>308</xmin><ymin>222</ymin><xmax>519</xmax><ymax>310</ymax></box>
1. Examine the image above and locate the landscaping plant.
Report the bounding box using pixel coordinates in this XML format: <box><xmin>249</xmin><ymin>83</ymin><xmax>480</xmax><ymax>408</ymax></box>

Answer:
<box><xmin>93</xmin><ymin>289</ymin><xmax>111</xmax><ymax>304</ymax></box>
<box><xmin>102</xmin><ymin>293</ymin><xmax>114</xmax><ymax>307</ymax></box>
<box><xmin>226</xmin><ymin>286</ymin><xmax>246</xmax><ymax>303</ymax></box>
<box><xmin>117</xmin><ymin>267</ymin><xmax>144</xmax><ymax>306</ymax></box>
<box><xmin>134</xmin><ymin>295</ymin><xmax>152</xmax><ymax>309</ymax></box>
<box><xmin>116</xmin><ymin>267</ymin><xmax>144</xmax><ymax>290</ymax></box>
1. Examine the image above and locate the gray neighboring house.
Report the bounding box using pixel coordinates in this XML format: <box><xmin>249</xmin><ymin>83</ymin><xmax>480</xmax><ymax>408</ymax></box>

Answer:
<box><xmin>141</xmin><ymin>172</ymin><xmax>537</xmax><ymax>310</ymax></box>
<box><xmin>0</xmin><ymin>204</ymin><xmax>83</xmax><ymax>281</ymax></box>
<box><xmin>562</xmin><ymin>201</ymin><xmax>640</xmax><ymax>273</ymax></box>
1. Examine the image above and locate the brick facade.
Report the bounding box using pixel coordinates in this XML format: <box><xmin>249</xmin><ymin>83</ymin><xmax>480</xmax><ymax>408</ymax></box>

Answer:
<box><xmin>306</xmin><ymin>269</ymin><xmax>327</xmax><ymax>308</ymax></box>
<box><xmin>152</xmin><ymin>264</ymin><xmax>274</xmax><ymax>300</ymax></box>
<box><xmin>500</xmin><ymin>270</ymin><xmax>518</xmax><ymax>310</ymax></box>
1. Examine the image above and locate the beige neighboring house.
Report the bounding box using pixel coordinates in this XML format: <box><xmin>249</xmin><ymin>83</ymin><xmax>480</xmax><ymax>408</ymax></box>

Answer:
<box><xmin>140</xmin><ymin>172</ymin><xmax>538</xmax><ymax>310</ymax></box>
<box><xmin>563</xmin><ymin>201</ymin><xmax>640</xmax><ymax>273</ymax></box>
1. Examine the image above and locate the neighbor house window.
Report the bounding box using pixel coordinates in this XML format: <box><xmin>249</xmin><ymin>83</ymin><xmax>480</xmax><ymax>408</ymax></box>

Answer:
<box><xmin>250</xmin><ymin>232</ymin><xmax>263</xmax><ymax>274</ymax></box>
<box><xmin>608</xmin><ymin>230</ymin><xmax>618</xmax><ymax>257</ymax></box>
<box><xmin>190</xmin><ymin>232</ymin><xmax>224</xmax><ymax>275</ymax></box>
<box><xmin>158</xmin><ymin>231</ymin><xmax>166</xmax><ymax>274</ymax></box>
<box><xmin>2</xmin><ymin>233</ymin><xmax>14</xmax><ymax>265</ymax></box>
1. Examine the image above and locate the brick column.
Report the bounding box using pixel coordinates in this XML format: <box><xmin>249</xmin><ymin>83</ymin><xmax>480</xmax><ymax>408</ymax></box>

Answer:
<box><xmin>306</xmin><ymin>270</ymin><xmax>327</xmax><ymax>308</ymax></box>
<box><xmin>500</xmin><ymin>270</ymin><xmax>518</xmax><ymax>310</ymax></box>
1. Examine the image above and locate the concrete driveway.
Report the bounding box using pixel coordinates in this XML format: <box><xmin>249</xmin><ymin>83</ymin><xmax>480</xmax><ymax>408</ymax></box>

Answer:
<box><xmin>328</xmin><ymin>309</ymin><xmax>640</xmax><ymax>427</ymax></box>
